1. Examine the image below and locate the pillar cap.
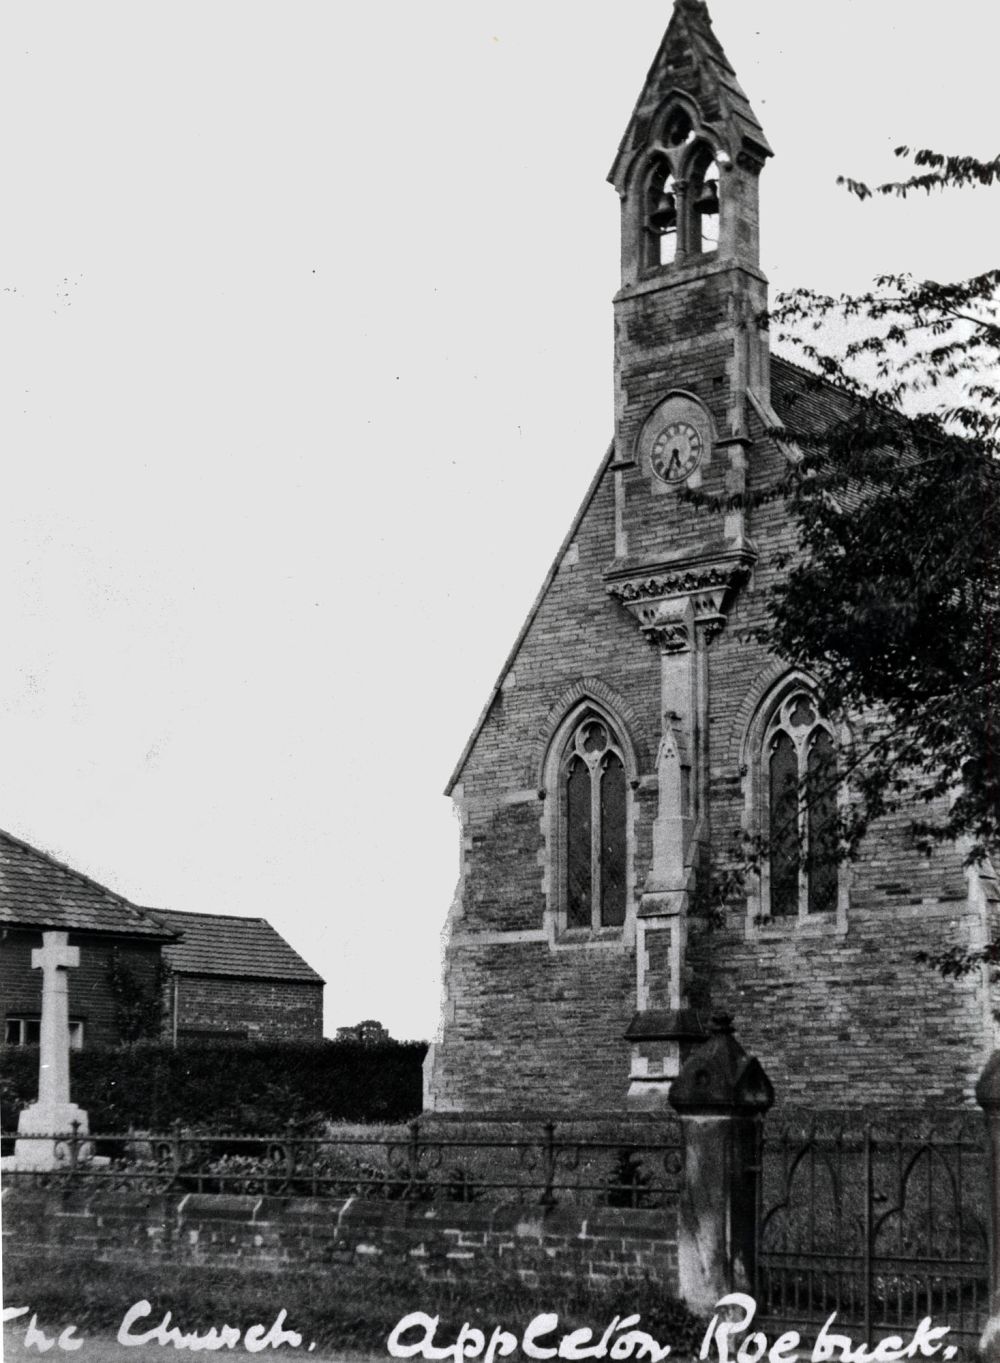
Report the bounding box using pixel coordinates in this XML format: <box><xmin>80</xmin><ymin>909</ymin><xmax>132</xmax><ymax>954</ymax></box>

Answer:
<box><xmin>668</xmin><ymin>1012</ymin><xmax>774</xmax><ymax>1114</ymax></box>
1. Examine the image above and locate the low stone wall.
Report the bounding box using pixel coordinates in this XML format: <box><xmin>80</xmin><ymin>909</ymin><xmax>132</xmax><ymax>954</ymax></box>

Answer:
<box><xmin>1</xmin><ymin>1186</ymin><xmax>679</xmax><ymax>1292</ymax></box>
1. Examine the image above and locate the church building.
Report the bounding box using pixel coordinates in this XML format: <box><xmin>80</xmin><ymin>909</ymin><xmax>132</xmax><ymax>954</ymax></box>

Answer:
<box><xmin>424</xmin><ymin>0</ymin><xmax>998</xmax><ymax>1116</ymax></box>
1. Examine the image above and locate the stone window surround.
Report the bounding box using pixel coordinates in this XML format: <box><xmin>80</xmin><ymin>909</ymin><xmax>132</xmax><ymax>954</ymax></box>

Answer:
<box><xmin>633</xmin><ymin>95</ymin><xmax>727</xmax><ymax>274</ymax></box>
<box><xmin>561</xmin><ymin>712</ymin><xmax>629</xmax><ymax>931</ymax></box>
<box><xmin>740</xmin><ymin>670</ymin><xmax>850</xmax><ymax>939</ymax></box>
<box><xmin>541</xmin><ymin>698</ymin><xmax>640</xmax><ymax>949</ymax></box>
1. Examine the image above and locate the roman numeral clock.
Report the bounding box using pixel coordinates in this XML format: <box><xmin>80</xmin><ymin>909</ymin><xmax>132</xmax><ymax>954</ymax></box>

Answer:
<box><xmin>652</xmin><ymin>421</ymin><xmax>703</xmax><ymax>482</ymax></box>
<box><xmin>637</xmin><ymin>395</ymin><xmax>710</xmax><ymax>492</ymax></box>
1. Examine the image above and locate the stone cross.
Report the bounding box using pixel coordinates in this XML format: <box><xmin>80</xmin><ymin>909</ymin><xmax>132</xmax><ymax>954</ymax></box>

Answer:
<box><xmin>1</xmin><ymin>929</ymin><xmax>91</xmax><ymax>1172</ymax></box>
<box><xmin>31</xmin><ymin>931</ymin><xmax>80</xmax><ymax>1110</ymax></box>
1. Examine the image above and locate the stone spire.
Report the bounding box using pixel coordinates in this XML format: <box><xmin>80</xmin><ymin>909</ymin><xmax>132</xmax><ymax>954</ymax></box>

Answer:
<box><xmin>608</xmin><ymin>0</ymin><xmax>771</xmax><ymax>197</ymax></box>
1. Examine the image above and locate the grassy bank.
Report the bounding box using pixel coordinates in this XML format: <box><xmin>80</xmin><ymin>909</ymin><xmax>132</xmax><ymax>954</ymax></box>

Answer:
<box><xmin>3</xmin><ymin>1253</ymin><xmax>704</xmax><ymax>1357</ymax></box>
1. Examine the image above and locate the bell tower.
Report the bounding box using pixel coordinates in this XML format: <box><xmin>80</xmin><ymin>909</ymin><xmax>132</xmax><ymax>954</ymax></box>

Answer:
<box><xmin>604</xmin><ymin>0</ymin><xmax>773</xmax><ymax>1107</ymax></box>
<box><xmin>608</xmin><ymin>0</ymin><xmax>772</xmax><ymax>466</ymax></box>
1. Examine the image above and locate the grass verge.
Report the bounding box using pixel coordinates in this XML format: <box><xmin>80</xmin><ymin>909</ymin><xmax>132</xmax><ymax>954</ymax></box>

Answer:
<box><xmin>3</xmin><ymin>1252</ymin><xmax>705</xmax><ymax>1357</ymax></box>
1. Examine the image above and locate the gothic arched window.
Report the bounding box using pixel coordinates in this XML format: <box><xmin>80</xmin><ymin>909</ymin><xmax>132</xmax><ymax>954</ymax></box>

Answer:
<box><xmin>645</xmin><ymin>159</ymin><xmax>678</xmax><ymax>268</ymax></box>
<box><xmin>688</xmin><ymin>146</ymin><xmax>720</xmax><ymax>256</ymax></box>
<box><xmin>562</xmin><ymin>713</ymin><xmax>628</xmax><ymax>929</ymax></box>
<box><xmin>763</xmin><ymin>692</ymin><xmax>839</xmax><ymax>917</ymax></box>
<box><xmin>643</xmin><ymin>133</ymin><xmax>722</xmax><ymax>269</ymax></box>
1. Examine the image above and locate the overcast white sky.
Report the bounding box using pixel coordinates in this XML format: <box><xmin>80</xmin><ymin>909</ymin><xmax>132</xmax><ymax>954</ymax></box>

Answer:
<box><xmin>1</xmin><ymin>2</ymin><xmax>996</xmax><ymax>1042</ymax></box>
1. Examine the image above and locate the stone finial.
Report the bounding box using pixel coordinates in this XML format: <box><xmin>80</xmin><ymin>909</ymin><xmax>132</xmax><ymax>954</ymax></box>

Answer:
<box><xmin>669</xmin><ymin>1010</ymin><xmax>774</xmax><ymax>1114</ymax></box>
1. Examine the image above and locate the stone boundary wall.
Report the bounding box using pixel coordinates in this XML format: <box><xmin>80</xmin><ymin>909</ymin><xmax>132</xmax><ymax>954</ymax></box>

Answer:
<box><xmin>1</xmin><ymin>1187</ymin><xmax>679</xmax><ymax>1293</ymax></box>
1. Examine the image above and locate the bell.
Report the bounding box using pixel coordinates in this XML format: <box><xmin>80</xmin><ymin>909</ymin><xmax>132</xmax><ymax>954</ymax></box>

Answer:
<box><xmin>648</xmin><ymin>191</ymin><xmax>677</xmax><ymax>233</ymax></box>
<box><xmin>695</xmin><ymin>179</ymin><xmax>720</xmax><ymax>217</ymax></box>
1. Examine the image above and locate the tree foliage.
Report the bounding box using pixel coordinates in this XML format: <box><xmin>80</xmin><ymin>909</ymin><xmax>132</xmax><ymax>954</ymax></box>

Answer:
<box><xmin>335</xmin><ymin>1019</ymin><xmax>392</xmax><ymax>1044</ymax></box>
<box><xmin>760</xmin><ymin>146</ymin><xmax>999</xmax><ymax>864</ymax></box>
<box><xmin>107</xmin><ymin>949</ymin><xmax>169</xmax><ymax>1043</ymax></box>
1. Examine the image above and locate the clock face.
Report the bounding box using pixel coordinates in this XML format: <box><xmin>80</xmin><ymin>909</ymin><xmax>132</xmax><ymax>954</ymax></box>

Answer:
<box><xmin>650</xmin><ymin>421</ymin><xmax>703</xmax><ymax>483</ymax></box>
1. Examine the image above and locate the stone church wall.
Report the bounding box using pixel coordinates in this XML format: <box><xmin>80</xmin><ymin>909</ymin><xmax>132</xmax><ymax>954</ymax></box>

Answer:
<box><xmin>434</xmin><ymin>941</ymin><xmax>637</xmax><ymax>1113</ymax></box>
<box><xmin>432</xmin><ymin>463</ymin><xmax>661</xmax><ymax>1115</ymax></box>
<box><xmin>708</xmin><ymin>902</ymin><xmax>982</xmax><ymax>1108</ymax></box>
<box><xmin>430</xmin><ymin>393</ymin><xmax>993</xmax><ymax>1114</ymax></box>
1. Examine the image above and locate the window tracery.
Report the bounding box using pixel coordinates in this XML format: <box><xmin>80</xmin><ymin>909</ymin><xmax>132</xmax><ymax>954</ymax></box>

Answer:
<box><xmin>560</xmin><ymin>713</ymin><xmax>628</xmax><ymax>930</ymax></box>
<box><xmin>640</xmin><ymin>104</ymin><xmax>723</xmax><ymax>268</ymax></box>
<box><xmin>762</xmin><ymin>691</ymin><xmax>839</xmax><ymax>919</ymax></box>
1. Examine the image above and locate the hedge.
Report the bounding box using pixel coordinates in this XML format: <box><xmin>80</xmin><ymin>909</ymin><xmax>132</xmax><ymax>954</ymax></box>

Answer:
<box><xmin>0</xmin><ymin>1038</ymin><xmax>427</xmax><ymax>1134</ymax></box>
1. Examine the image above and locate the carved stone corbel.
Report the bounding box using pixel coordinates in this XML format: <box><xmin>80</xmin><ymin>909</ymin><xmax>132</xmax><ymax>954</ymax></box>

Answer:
<box><xmin>605</xmin><ymin>548</ymin><xmax>755</xmax><ymax>648</ymax></box>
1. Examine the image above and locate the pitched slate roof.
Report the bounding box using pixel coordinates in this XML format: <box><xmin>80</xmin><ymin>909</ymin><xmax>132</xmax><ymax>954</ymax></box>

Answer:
<box><xmin>151</xmin><ymin>908</ymin><xmax>324</xmax><ymax>984</ymax></box>
<box><xmin>770</xmin><ymin>354</ymin><xmax>864</xmax><ymax>435</ymax></box>
<box><xmin>0</xmin><ymin>828</ymin><xmax>177</xmax><ymax>939</ymax></box>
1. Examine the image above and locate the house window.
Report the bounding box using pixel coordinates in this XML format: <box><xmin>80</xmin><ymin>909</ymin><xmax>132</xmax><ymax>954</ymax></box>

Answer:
<box><xmin>764</xmin><ymin>692</ymin><xmax>839</xmax><ymax>917</ymax></box>
<box><xmin>562</xmin><ymin>715</ymin><xmax>628</xmax><ymax>929</ymax></box>
<box><xmin>5</xmin><ymin>1016</ymin><xmax>84</xmax><ymax>1048</ymax></box>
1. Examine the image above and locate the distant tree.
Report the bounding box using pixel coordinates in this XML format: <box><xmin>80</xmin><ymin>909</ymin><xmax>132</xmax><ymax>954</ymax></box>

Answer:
<box><xmin>336</xmin><ymin>1019</ymin><xmax>391</xmax><ymax>1045</ymax></box>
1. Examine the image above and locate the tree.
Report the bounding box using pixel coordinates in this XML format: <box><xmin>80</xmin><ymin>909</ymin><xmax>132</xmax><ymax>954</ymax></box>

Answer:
<box><xmin>749</xmin><ymin>147</ymin><xmax>999</xmax><ymax>869</ymax></box>
<box><xmin>689</xmin><ymin>149</ymin><xmax>1000</xmax><ymax>937</ymax></box>
<box><xmin>107</xmin><ymin>950</ymin><xmax>168</xmax><ymax>1043</ymax></box>
<box><xmin>335</xmin><ymin>1019</ymin><xmax>391</xmax><ymax>1045</ymax></box>
<box><xmin>696</xmin><ymin>147</ymin><xmax>1000</xmax><ymax>967</ymax></box>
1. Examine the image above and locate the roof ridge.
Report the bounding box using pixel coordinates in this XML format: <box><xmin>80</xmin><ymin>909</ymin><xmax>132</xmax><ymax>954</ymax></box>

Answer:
<box><xmin>0</xmin><ymin>825</ymin><xmax>165</xmax><ymax>930</ymax></box>
<box><xmin>147</xmin><ymin>906</ymin><xmax>268</xmax><ymax>924</ymax></box>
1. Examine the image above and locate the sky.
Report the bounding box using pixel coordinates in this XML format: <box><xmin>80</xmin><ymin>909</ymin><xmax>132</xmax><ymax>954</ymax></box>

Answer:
<box><xmin>1</xmin><ymin>2</ymin><xmax>997</xmax><ymax>1042</ymax></box>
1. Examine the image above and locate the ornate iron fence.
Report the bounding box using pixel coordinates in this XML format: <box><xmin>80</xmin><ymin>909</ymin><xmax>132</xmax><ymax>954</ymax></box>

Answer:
<box><xmin>755</xmin><ymin>1109</ymin><xmax>989</xmax><ymax>1350</ymax></box>
<box><xmin>1</xmin><ymin>1118</ymin><xmax>684</xmax><ymax>1209</ymax></box>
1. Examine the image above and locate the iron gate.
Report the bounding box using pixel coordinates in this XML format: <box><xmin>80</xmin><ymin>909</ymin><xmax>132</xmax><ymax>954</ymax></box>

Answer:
<box><xmin>755</xmin><ymin>1109</ymin><xmax>989</xmax><ymax>1350</ymax></box>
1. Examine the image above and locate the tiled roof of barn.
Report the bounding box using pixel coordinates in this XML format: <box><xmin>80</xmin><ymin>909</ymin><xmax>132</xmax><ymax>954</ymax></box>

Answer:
<box><xmin>0</xmin><ymin>828</ymin><xmax>177</xmax><ymax>938</ymax></box>
<box><xmin>151</xmin><ymin>908</ymin><xmax>324</xmax><ymax>984</ymax></box>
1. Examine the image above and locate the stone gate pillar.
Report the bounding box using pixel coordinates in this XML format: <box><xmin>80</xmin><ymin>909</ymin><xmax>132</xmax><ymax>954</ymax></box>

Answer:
<box><xmin>669</xmin><ymin>1011</ymin><xmax>774</xmax><ymax>1314</ymax></box>
<box><xmin>976</xmin><ymin>1052</ymin><xmax>1000</xmax><ymax>1361</ymax></box>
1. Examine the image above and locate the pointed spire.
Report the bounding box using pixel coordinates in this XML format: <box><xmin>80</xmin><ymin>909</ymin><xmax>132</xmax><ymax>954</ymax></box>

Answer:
<box><xmin>608</xmin><ymin>1</ymin><xmax>771</xmax><ymax>193</ymax></box>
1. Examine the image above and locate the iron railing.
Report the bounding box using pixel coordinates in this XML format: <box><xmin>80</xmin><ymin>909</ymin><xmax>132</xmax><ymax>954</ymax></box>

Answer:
<box><xmin>755</xmin><ymin>1108</ymin><xmax>989</xmax><ymax>1350</ymax></box>
<box><xmin>1</xmin><ymin>1118</ymin><xmax>684</xmax><ymax>1209</ymax></box>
